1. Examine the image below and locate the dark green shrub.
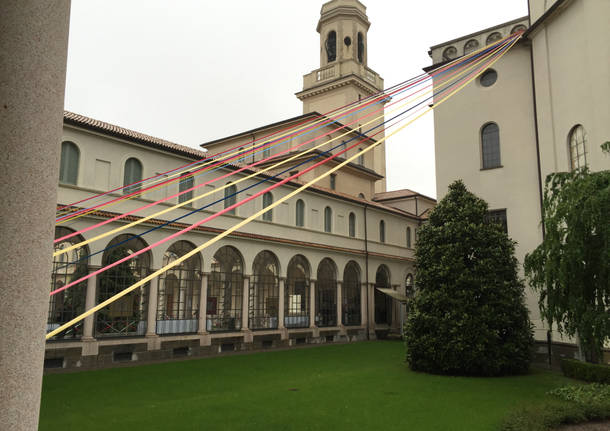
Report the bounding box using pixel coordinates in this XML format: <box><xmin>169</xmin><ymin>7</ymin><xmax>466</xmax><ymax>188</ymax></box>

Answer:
<box><xmin>405</xmin><ymin>180</ymin><xmax>534</xmax><ymax>376</ymax></box>
<box><xmin>561</xmin><ymin>359</ymin><xmax>610</xmax><ymax>384</ymax></box>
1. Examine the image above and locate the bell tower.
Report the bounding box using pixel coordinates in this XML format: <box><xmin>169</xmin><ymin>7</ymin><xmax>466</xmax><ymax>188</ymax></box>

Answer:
<box><xmin>296</xmin><ymin>0</ymin><xmax>387</xmax><ymax>192</ymax></box>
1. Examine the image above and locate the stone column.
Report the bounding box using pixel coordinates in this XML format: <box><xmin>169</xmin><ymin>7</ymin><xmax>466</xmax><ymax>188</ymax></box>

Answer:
<box><xmin>197</xmin><ymin>273</ymin><xmax>208</xmax><ymax>334</ymax></box>
<box><xmin>81</xmin><ymin>268</ymin><xmax>98</xmax><ymax>357</ymax></box>
<box><xmin>242</xmin><ymin>276</ymin><xmax>252</xmax><ymax>343</ymax></box>
<box><xmin>82</xmin><ymin>269</ymin><xmax>98</xmax><ymax>340</ymax></box>
<box><xmin>0</xmin><ymin>2</ymin><xmax>71</xmax><ymax>430</ymax></box>
<box><xmin>360</xmin><ymin>282</ymin><xmax>367</xmax><ymax>327</ymax></box>
<box><xmin>368</xmin><ymin>283</ymin><xmax>377</xmax><ymax>339</ymax></box>
<box><xmin>336</xmin><ymin>281</ymin><xmax>343</xmax><ymax>327</ymax></box>
<box><xmin>146</xmin><ymin>276</ymin><xmax>159</xmax><ymax>336</ymax></box>
<box><xmin>241</xmin><ymin>276</ymin><xmax>250</xmax><ymax>331</ymax></box>
<box><xmin>309</xmin><ymin>279</ymin><xmax>317</xmax><ymax>328</ymax></box>
<box><xmin>278</xmin><ymin>278</ymin><xmax>285</xmax><ymax>330</ymax></box>
<box><xmin>146</xmin><ymin>275</ymin><xmax>159</xmax><ymax>350</ymax></box>
<box><xmin>198</xmin><ymin>274</ymin><xmax>210</xmax><ymax>346</ymax></box>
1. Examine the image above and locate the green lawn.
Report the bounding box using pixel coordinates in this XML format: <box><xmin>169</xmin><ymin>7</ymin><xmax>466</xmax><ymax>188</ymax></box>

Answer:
<box><xmin>40</xmin><ymin>341</ymin><xmax>572</xmax><ymax>430</ymax></box>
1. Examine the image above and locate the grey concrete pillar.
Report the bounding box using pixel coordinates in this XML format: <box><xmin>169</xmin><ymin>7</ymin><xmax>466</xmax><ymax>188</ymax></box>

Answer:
<box><xmin>309</xmin><ymin>279</ymin><xmax>316</xmax><ymax>328</ymax></box>
<box><xmin>336</xmin><ymin>281</ymin><xmax>343</xmax><ymax>327</ymax></box>
<box><xmin>82</xmin><ymin>269</ymin><xmax>98</xmax><ymax>340</ymax></box>
<box><xmin>146</xmin><ymin>275</ymin><xmax>159</xmax><ymax>336</ymax></box>
<box><xmin>241</xmin><ymin>276</ymin><xmax>250</xmax><ymax>330</ymax></box>
<box><xmin>0</xmin><ymin>2</ymin><xmax>71</xmax><ymax>430</ymax></box>
<box><xmin>197</xmin><ymin>273</ymin><xmax>208</xmax><ymax>334</ymax></box>
<box><xmin>360</xmin><ymin>282</ymin><xmax>367</xmax><ymax>327</ymax></box>
<box><xmin>278</xmin><ymin>278</ymin><xmax>285</xmax><ymax>329</ymax></box>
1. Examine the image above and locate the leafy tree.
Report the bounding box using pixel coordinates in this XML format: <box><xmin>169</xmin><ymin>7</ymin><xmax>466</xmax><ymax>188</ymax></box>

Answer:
<box><xmin>524</xmin><ymin>165</ymin><xmax>610</xmax><ymax>363</ymax></box>
<box><xmin>405</xmin><ymin>180</ymin><xmax>534</xmax><ymax>376</ymax></box>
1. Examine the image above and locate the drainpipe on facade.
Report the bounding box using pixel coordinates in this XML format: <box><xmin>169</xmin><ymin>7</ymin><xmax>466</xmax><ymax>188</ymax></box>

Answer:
<box><xmin>364</xmin><ymin>202</ymin><xmax>370</xmax><ymax>340</ymax></box>
<box><xmin>526</xmin><ymin>2</ymin><xmax>552</xmax><ymax>369</ymax></box>
<box><xmin>251</xmin><ymin>133</ymin><xmax>256</xmax><ymax>164</ymax></box>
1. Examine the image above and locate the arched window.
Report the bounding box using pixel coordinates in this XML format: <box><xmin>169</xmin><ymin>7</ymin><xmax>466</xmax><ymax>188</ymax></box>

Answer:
<box><xmin>379</xmin><ymin>220</ymin><xmax>386</xmax><ymax>243</ymax></box>
<box><xmin>157</xmin><ymin>241</ymin><xmax>201</xmax><ymax>334</ymax></box>
<box><xmin>59</xmin><ymin>141</ymin><xmax>80</xmax><ymax>185</ymax></box>
<box><xmin>326</xmin><ymin>30</ymin><xmax>337</xmax><ymax>62</ymax></box>
<box><xmin>358</xmin><ymin>193</ymin><xmax>365</xmax><ymax>199</ymax></box>
<box><xmin>324</xmin><ymin>206</ymin><xmax>332</xmax><ymax>233</ymax></box>
<box><xmin>348</xmin><ymin>212</ymin><xmax>356</xmax><ymax>237</ymax></box>
<box><xmin>442</xmin><ymin>46</ymin><xmax>457</xmax><ymax>61</ymax></box>
<box><xmin>406</xmin><ymin>226</ymin><xmax>412</xmax><ymax>248</ymax></box>
<box><xmin>285</xmin><ymin>255</ymin><xmax>310</xmax><ymax>328</ymax></box>
<box><xmin>374</xmin><ymin>265</ymin><xmax>392</xmax><ymax>325</ymax></box>
<box><xmin>464</xmin><ymin>39</ymin><xmax>479</xmax><ymax>55</ymax></box>
<box><xmin>250</xmin><ymin>251</ymin><xmax>280</xmax><ymax>329</ymax></box>
<box><xmin>123</xmin><ymin>157</ymin><xmax>143</xmax><ymax>195</ymax></box>
<box><xmin>405</xmin><ymin>273</ymin><xmax>414</xmax><ymax>298</ymax></box>
<box><xmin>481</xmin><ymin>123</ymin><xmax>501</xmax><ymax>169</ymax></box>
<box><xmin>568</xmin><ymin>125</ymin><xmax>588</xmax><ymax>170</ymax></box>
<box><xmin>178</xmin><ymin>172</ymin><xmax>194</xmax><ymax>204</ymax></box>
<box><xmin>357</xmin><ymin>32</ymin><xmax>364</xmax><ymax>63</ymax></box>
<box><xmin>208</xmin><ymin>246</ymin><xmax>243</xmax><ymax>331</ymax></box>
<box><xmin>511</xmin><ymin>24</ymin><xmax>527</xmax><ymax>34</ymax></box>
<box><xmin>48</xmin><ymin>227</ymin><xmax>89</xmax><ymax>339</ymax></box>
<box><xmin>97</xmin><ymin>234</ymin><xmax>151</xmax><ymax>337</ymax></box>
<box><xmin>224</xmin><ymin>182</ymin><xmax>237</xmax><ymax>215</ymax></box>
<box><xmin>296</xmin><ymin>199</ymin><xmax>305</xmax><ymax>227</ymax></box>
<box><xmin>262</xmin><ymin>192</ymin><xmax>273</xmax><ymax>221</ymax></box>
<box><xmin>486</xmin><ymin>32</ymin><xmax>502</xmax><ymax>45</ymax></box>
<box><xmin>316</xmin><ymin>258</ymin><xmax>337</xmax><ymax>327</ymax></box>
<box><xmin>343</xmin><ymin>261</ymin><xmax>361</xmax><ymax>326</ymax></box>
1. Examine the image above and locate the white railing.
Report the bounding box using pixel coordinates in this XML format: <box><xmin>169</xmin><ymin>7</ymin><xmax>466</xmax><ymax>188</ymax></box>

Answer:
<box><xmin>317</xmin><ymin>66</ymin><xmax>335</xmax><ymax>82</ymax></box>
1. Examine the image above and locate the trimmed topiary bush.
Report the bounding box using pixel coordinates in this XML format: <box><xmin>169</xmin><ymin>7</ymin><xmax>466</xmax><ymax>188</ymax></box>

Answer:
<box><xmin>405</xmin><ymin>180</ymin><xmax>534</xmax><ymax>376</ymax></box>
<box><xmin>561</xmin><ymin>359</ymin><xmax>610</xmax><ymax>384</ymax></box>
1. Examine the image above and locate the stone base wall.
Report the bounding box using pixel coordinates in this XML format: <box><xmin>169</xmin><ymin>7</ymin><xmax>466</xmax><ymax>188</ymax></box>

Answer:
<box><xmin>43</xmin><ymin>326</ymin><xmax>369</xmax><ymax>373</ymax></box>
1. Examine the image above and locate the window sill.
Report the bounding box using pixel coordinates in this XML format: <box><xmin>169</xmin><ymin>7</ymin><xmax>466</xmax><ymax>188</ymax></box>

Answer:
<box><xmin>480</xmin><ymin>165</ymin><xmax>503</xmax><ymax>171</ymax></box>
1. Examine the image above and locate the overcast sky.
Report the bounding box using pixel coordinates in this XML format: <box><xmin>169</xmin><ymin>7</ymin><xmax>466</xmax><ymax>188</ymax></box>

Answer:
<box><xmin>65</xmin><ymin>0</ymin><xmax>529</xmax><ymax>198</ymax></box>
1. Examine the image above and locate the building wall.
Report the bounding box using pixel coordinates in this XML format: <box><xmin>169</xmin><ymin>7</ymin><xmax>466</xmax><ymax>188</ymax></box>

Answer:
<box><xmin>49</xmin><ymin>123</ymin><xmax>419</xmax><ymax>370</ymax></box>
<box><xmin>530</xmin><ymin>0</ymin><xmax>610</xmax><ymax>177</ymax></box>
<box><xmin>433</xmin><ymin>44</ymin><xmax>547</xmax><ymax>339</ymax></box>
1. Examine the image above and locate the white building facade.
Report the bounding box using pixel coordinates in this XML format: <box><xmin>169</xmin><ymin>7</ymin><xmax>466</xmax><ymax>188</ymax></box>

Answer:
<box><xmin>430</xmin><ymin>0</ymin><xmax>610</xmax><ymax>358</ymax></box>
<box><xmin>45</xmin><ymin>0</ymin><xmax>428</xmax><ymax>370</ymax></box>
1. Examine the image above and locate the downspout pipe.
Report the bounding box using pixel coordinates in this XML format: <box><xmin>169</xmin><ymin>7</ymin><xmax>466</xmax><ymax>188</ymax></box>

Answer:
<box><xmin>526</xmin><ymin>1</ymin><xmax>551</xmax><ymax>368</ymax></box>
<box><xmin>364</xmin><ymin>202</ymin><xmax>370</xmax><ymax>340</ymax></box>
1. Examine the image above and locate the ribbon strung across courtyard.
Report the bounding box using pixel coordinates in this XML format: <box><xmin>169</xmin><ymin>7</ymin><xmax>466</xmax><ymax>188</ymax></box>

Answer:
<box><xmin>46</xmin><ymin>33</ymin><xmax>522</xmax><ymax>339</ymax></box>
<box><xmin>54</xmin><ymin>32</ymin><xmax>513</xmax><ymax>228</ymax></box>
<box><xmin>50</xmin><ymin>38</ymin><xmax>510</xmax><ymax>279</ymax></box>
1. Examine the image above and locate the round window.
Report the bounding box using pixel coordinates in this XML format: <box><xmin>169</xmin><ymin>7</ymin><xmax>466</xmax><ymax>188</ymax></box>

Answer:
<box><xmin>344</xmin><ymin>36</ymin><xmax>351</xmax><ymax>47</ymax></box>
<box><xmin>480</xmin><ymin>69</ymin><xmax>497</xmax><ymax>87</ymax></box>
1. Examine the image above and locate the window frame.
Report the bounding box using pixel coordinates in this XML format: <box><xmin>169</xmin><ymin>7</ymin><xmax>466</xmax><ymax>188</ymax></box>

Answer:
<box><xmin>224</xmin><ymin>182</ymin><xmax>237</xmax><ymax>215</ymax></box>
<box><xmin>178</xmin><ymin>172</ymin><xmax>194</xmax><ymax>204</ymax></box>
<box><xmin>324</xmin><ymin>206</ymin><xmax>332</xmax><ymax>233</ymax></box>
<box><xmin>123</xmin><ymin>157</ymin><xmax>143</xmax><ymax>195</ymax></box>
<box><xmin>568</xmin><ymin>124</ymin><xmax>588</xmax><ymax>170</ymax></box>
<box><xmin>480</xmin><ymin>122</ymin><xmax>502</xmax><ymax>170</ymax></box>
<box><xmin>262</xmin><ymin>192</ymin><xmax>273</xmax><ymax>222</ymax></box>
<box><xmin>295</xmin><ymin>199</ymin><xmax>305</xmax><ymax>227</ymax></box>
<box><xmin>59</xmin><ymin>141</ymin><xmax>80</xmax><ymax>186</ymax></box>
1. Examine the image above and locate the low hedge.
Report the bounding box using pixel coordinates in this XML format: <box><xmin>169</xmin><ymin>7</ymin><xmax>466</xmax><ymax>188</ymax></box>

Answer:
<box><xmin>561</xmin><ymin>359</ymin><xmax>610</xmax><ymax>384</ymax></box>
<box><xmin>501</xmin><ymin>384</ymin><xmax>610</xmax><ymax>431</ymax></box>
